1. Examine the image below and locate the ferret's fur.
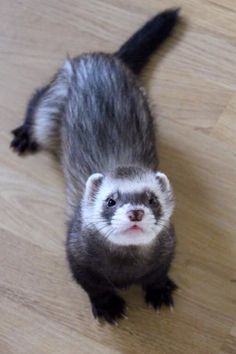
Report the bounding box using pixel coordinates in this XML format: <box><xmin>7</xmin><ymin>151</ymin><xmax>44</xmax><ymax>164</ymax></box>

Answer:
<box><xmin>11</xmin><ymin>8</ymin><xmax>179</xmax><ymax>324</ymax></box>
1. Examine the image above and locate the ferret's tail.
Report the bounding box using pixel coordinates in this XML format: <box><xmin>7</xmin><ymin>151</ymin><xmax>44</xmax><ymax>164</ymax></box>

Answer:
<box><xmin>115</xmin><ymin>8</ymin><xmax>180</xmax><ymax>75</ymax></box>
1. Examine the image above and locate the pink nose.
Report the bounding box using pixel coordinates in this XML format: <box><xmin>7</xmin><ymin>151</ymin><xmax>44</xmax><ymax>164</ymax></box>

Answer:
<box><xmin>127</xmin><ymin>209</ymin><xmax>144</xmax><ymax>222</ymax></box>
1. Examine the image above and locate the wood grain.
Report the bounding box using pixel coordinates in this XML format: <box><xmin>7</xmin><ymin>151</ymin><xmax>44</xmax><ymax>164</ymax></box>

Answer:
<box><xmin>0</xmin><ymin>1</ymin><xmax>236</xmax><ymax>353</ymax></box>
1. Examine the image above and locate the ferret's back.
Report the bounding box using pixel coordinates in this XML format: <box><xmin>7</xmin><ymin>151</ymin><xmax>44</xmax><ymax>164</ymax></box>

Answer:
<box><xmin>62</xmin><ymin>54</ymin><xmax>158</xmax><ymax>189</ymax></box>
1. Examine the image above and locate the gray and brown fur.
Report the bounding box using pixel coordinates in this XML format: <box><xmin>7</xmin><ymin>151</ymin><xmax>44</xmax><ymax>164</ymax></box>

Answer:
<box><xmin>11</xmin><ymin>9</ymin><xmax>180</xmax><ymax>323</ymax></box>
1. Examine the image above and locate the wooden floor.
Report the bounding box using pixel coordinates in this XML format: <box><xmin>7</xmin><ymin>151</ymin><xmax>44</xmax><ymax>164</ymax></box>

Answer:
<box><xmin>1</xmin><ymin>0</ymin><xmax>236</xmax><ymax>353</ymax></box>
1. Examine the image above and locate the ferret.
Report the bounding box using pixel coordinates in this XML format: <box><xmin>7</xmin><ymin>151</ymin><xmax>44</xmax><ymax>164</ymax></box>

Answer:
<box><xmin>11</xmin><ymin>8</ymin><xmax>179</xmax><ymax>324</ymax></box>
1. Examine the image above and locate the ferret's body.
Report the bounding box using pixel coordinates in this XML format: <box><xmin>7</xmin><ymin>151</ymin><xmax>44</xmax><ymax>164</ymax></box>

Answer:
<box><xmin>62</xmin><ymin>54</ymin><xmax>158</xmax><ymax>212</ymax></box>
<box><xmin>11</xmin><ymin>9</ymin><xmax>179</xmax><ymax>323</ymax></box>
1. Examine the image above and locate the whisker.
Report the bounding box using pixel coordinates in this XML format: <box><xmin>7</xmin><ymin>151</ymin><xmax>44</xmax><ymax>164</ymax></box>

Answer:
<box><xmin>84</xmin><ymin>223</ymin><xmax>112</xmax><ymax>235</ymax></box>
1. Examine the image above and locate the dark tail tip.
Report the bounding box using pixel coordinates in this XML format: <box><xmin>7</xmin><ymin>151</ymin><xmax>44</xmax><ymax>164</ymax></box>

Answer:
<box><xmin>116</xmin><ymin>7</ymin><xmax>181</xmax><ymax>75</ymax></box>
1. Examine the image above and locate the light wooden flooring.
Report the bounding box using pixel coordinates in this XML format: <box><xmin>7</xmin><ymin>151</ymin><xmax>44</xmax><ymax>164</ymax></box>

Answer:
<box><xmin>1</xmin><ymin>1</ymin><xmax>236</xmax><ymax>353</ymax></box>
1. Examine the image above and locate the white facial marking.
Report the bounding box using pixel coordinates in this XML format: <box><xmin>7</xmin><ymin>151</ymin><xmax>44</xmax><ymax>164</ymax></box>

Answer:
<box><xmin>82</xmin><ymin>170</ymin><xmax>175</xmax><ymax>247</ymax></box>
<box><xmin>109</xmin><ymin>203</ymin><xmax>158</xmax><ymax>246</ymax></box>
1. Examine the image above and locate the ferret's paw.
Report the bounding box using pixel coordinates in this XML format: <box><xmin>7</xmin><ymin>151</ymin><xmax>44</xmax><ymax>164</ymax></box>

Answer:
<box><xmin>145</xmin><ymin>278</ymin><xmax>177</xmax><ymax>311</ymax></box>
<box><xmin>10</xmin><ymin>125</ymin><xmax>38</xmax><ymax>155</ymax></box>
<box><xmin>91</xmin><ymin>293</ymin><xmax>126</xmax><ymax>325</ymax></box>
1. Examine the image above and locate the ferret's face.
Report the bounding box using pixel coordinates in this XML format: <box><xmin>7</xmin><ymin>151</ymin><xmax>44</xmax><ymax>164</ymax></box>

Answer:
<box><xmin>82</xmin><ymin>168</ymin><xmax>174</xmax><ymax>246</ymax></box>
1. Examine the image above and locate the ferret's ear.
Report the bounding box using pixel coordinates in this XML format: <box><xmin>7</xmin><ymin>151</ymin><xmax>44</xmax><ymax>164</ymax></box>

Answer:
<box><xmin>155</xmin><ymin>171</ymin><xmax>171</xmax><ymax>192</ymax></box>
<box><xmin>84</xmin><ymin>173</ymin><xmax>104</xmax><ymax>202</ymax></box>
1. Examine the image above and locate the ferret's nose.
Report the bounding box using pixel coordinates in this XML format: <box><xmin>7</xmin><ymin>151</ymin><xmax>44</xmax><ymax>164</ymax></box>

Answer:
<box><xmin>127</xmin><ymin>209</ymin><xmax>144</xmax><ymax>222</ymax></box>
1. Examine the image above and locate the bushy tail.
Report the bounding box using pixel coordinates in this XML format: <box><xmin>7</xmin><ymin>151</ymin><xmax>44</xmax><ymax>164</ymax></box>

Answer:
<box><xmin>115</xmin><ymin>8</ymin><xmax>180</xmax><ymax>75</ymax></box>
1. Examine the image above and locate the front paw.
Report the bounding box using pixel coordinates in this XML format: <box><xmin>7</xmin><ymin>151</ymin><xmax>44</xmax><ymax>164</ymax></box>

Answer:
<box><xmin>145</xmin><ymin>278</ymin><xmax>177</xmax><ymax>310</ymax></box>
<box><xmin>91</xmin><ymin>293</ymin><xmax>126</xmax><ymax>324</ymax></box>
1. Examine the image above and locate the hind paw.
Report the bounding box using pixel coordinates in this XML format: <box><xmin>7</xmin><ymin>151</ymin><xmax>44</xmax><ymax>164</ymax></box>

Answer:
<box><xmin>10</xmin><ymin>125</ymin><xmax>38</xmax><ymax>155</ymax></box>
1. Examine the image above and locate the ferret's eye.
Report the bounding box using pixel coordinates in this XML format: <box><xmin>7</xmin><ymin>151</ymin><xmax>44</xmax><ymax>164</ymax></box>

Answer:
<box><xmin>149</xmin><ymin>196</ymin><xmax>159</xmax><ymax>206</ymax></box>
<box><xmin>107</xmin><ymin>198</ymin><xmax>116</xmax><ymax>207</ymax></box>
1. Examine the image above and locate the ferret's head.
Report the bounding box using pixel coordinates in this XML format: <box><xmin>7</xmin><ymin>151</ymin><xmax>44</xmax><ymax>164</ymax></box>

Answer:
<box><xmin>82</xmin><ymin>166</ymin><xmax>175</xmax><ymax>246</ymax></box>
